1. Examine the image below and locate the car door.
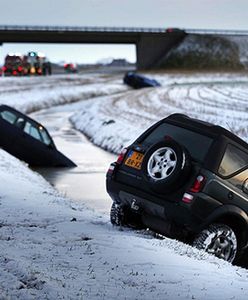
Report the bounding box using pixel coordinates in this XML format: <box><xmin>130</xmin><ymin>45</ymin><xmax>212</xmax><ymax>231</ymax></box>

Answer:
<box><xmin>22</xmin><ymin>120</ymin><xmax>76</xmax><ymax>167</ymax></box>
<box><xmin>20</xmin><ymin>119</ymin><xmax>56</xmax><ymax>166</ymax></box>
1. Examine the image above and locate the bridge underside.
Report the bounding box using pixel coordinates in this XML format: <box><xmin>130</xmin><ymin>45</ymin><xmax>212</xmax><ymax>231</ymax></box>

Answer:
<box><xmin>136</xmin><ymin>32</ymin><xmax>186</xmax><ymax>69</ymax></box>
<box><xmin>0</xmin><ymin>28</ymin><xmax>186</xmax><ymax>70</ymax></box>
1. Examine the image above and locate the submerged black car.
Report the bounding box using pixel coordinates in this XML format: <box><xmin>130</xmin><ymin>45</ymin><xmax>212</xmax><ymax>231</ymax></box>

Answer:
<box><xmin>0</xmin><ymin>105</ymin><xmax>76</xmax><ymax>167</ymax></box>
<box><xmin>123</xmin><ymin>72</ymin><xmax>161</xmax><ymax>89</ymax></box>
<box><xmin>107</xmin><ymin>114</ymin><xmax>248</xmax><ymax>264</ymax></box>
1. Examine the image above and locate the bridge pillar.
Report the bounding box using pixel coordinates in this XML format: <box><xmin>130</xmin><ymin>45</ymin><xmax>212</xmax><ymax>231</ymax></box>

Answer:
<box><xmin>136</xmin><ymin>31</ymin><xmax>186</xmax><ymax>70</ymax></box>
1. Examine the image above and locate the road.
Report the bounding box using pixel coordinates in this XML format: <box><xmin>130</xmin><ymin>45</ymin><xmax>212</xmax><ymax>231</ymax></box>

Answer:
<box><xmin>31</xmin><ymin>103</ymin><xmax>116</xmax><ymax>213</ymax></box>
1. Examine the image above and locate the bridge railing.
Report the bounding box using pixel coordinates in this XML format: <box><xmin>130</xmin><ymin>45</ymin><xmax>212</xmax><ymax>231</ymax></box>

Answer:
<box><xmin>184</xmin><ymin>28</ymin><xmax>248</xmax><ymax>36</ymax></box>
<box><xmin>0</xmin><ymin>25</ymin><xmax>248</xmax><ymax>36</ymax></box>
<box><xmin>0</xmin><ymin>25</ymin><xmax>166</xmax><ymax>33</ymax></box>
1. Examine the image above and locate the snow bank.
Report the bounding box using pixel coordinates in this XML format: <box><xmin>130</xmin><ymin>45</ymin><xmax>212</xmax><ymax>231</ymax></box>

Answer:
<box><xmin>1</xmin><ymin>149</ymin><xmax>248</xmax><ymax>299</ymax></box>
<box><xmin>159</xmin><ymin>34</ymin><xmax>248</xmax><ymax>70</ymax></box>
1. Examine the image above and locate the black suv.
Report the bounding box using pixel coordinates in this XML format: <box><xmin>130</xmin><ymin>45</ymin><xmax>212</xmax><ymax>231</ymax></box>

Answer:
<box><xmin>106</xmin><ymin>114</ymin><xmax>248</xmax><ymax>264</ymax></box>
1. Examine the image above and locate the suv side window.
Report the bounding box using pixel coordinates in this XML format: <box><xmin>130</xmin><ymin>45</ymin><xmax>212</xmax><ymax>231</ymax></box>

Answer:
<box><xmin>243</xmin><ymin>178</ymin><xmax>248</xmax><ymax>194</ymax></box>
<box><xmin>218</xmin><ymin>144</ymin><xmax>248</xmax><ymax>177</ymax></box>
<box><xmin>0</xmin><ymin>110</ymin><xmax>17</xmax><ymax>124</ymax></box>
<box><xmin>229</xmin><ymin>169</ymin><xmax>248</xmax><ymax>191</ymax></box>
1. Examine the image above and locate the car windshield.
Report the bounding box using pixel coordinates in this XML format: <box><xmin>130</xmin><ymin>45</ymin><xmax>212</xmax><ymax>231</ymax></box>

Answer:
<box><xmin>142</xmin><ymin>122</ymin><xmax>213</xmax><ymax>162</ymax></box>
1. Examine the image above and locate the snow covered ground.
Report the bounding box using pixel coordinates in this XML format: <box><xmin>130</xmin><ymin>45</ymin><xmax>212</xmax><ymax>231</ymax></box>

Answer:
<box><xmin>70</xmin><ymin>72</ymin><xmax>248</xmax><ymax>153</ymax></box>
<box><xmin>1</xmin><ymin>149</ymin><xmax>248</xmax><ymax>299</ymax></box>
<box><xmin>1</xmin><ymin>73</ymin><xmax>248</xmax><ymax>299</ymax></box>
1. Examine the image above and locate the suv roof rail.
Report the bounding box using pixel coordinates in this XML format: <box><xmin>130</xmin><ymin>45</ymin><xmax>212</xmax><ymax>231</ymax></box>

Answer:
<box><xmin>167</xmin><ymin>114</ymin><xmax>213</xmax><ymax>126</ymax></box>
<box><xmin>166</xmin><ymin>113</ymin><xmax>189</xmax><ymax>120</ymax></box>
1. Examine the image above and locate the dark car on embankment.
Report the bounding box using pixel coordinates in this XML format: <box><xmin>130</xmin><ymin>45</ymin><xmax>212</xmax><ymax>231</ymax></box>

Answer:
<box><xmin>0</xmin><ymin>105</ymin><xmax>76</xmax><ymax>167</ymax></box>
<box><xmin>123</xmin><ymin>72</ymin><xmax>161</xmax><ymax>89</ymax></box>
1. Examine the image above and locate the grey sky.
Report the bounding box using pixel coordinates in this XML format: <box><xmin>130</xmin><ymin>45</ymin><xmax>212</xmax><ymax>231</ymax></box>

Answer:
<box><xmin>0</xmin><ymin>0</ymin><xmax>248</xmax><ymax>64</ymax></box>
<box><xmin>1</xmin><ymin>0</ymin><xmax>248</xmax><ymax>29</ymax></box>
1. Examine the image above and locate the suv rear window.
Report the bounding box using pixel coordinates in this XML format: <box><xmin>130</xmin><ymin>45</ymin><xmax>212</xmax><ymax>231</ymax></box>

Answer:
<box><xmin>219</xmin><ymin>144</ymin><xmax>248</xmax><ymax>177</ymax></box>
<box><xmin>142</xmin><ymin>122</ymin><xmax>213</xmax><ymax>162</ymax></box>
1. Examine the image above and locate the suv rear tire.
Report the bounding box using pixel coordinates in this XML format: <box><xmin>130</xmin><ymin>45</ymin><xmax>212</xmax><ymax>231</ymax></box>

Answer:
<box><xmin>141</xmin><ymin>139</ymin><xmax>191</xmax><ymax>193</ymax></box>
<box><xmin>110</xmin><ymin>202</ymin><xmax>124</xmax><ymax>226</ymax></box>
<box><xmin>110</xmin><ymin>202</ymin><xmax>144</xmax><ymax>229</ymax></box>
<box><xmin>193</xmin><ymin>223</ymin><xmax>238</xmax><ymax>263</ymax></box>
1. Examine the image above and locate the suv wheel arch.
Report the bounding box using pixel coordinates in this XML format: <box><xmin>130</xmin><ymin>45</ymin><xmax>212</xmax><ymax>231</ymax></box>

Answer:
<box><xmin>193</xmin><ymin>223</ymin><xmax>238</xmax><ymax>263</ymax></box>
<box><xmin>200</xmin><ymin>205</ymin><xmax>248</xmax><ymax>250</ymax></box>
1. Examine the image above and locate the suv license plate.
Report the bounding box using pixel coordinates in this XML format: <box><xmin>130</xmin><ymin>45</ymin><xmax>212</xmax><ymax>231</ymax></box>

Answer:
<box><xmin>124</xmin><ymin>150</ymin><xmax>144</xmax><ymax>170</ymax></box>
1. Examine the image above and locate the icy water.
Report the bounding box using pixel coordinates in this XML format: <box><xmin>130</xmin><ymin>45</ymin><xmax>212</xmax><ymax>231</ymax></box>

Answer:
<box><xmin>31</xmin><ymin>103</ymin><xmax>116</xmax><ymax>213</ymax></box>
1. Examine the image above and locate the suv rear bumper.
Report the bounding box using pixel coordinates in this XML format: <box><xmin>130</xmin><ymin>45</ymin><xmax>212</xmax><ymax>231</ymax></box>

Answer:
<box><xmin>107</xmin><ymin>176</ymin><xmax>222</xmax><ymax>238</ymax></box>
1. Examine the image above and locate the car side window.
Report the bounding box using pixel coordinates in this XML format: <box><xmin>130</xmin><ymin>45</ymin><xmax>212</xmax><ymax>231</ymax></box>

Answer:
<box><xmin>0</xmin><ymin>110</ymin><xmax>17</xmax><ymax>124</ymax></box>
<box><xmin>24</xmin><ymin>121</ymin><xmax>52</xmax><ymax>146</ymax></box>
<box><xmin>38</xmin><ymin>126</ymin><xmax>52</xmax><ymax>146</ymax></box>
<box><xmin>24</xmin><ymin>121</ymin><xmax>42</xmax><ymax>142</ymax></box>
<box><xmin>219</xmin><ymin>144</ymin><xmax>248</xmax><ymax>177</ymax></box>
<box><xmin>15</xmin><ymin>117</ymin><xmax>25</xmax><ymax>129</ymax></box>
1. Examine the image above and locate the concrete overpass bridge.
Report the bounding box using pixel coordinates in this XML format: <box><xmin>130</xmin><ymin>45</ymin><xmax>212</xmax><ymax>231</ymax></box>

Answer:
<box><xmin>1</xmin><ymin>25</ymin><xmax>248</xmax><ymax>69</ymax></box>
<box><xmin>0</xmin><ymin>25</ymin><xmax>186</xmax><ymax>70</ymax></box>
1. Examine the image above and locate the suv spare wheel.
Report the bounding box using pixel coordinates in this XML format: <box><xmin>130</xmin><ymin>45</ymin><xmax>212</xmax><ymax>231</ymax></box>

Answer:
<box><xmin>141</xmin><ymin>139</ymin><xmax>191</xmax><ymax>193</ymax></box>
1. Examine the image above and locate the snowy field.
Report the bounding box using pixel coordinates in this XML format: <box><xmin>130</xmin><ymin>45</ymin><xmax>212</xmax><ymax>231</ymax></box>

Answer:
<box><xmin>0</xmin><ymin>73</ymin><xmax>127</xmax><ymax>114</ymax></box>
<box><xmin>1</xmin><ymin>73</ymin><xmax>248</xmax><ymax>299</ymax></box>
<box><xmin>70</xmin><ymin>72</ymin><xmax>248</xmax><ymax>153</ymax></box>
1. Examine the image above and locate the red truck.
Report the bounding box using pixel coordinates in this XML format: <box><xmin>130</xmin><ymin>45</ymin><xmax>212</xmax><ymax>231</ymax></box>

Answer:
<box><xmin>2</xmin><ymin>52</ymin><xmax>51</xmax><ymax>76</ymax></box>
<box><xmin>2</xmin><ymin>54</ymin><xmax>27</xmax><ymax>76</ymax></box>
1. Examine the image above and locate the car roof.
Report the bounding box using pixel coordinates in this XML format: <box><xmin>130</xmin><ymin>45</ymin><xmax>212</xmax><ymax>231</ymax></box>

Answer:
<box><xmin>0</xmin><ymin>104</ymin><xmax>42</xmax><ymax>128</ymax></box>
<box><xmin>0</xmin><ymin>104</ymin><xmax>56</xmax><ymax>145</ymax></box>
<box><xmin>165</xmin><ymin>114</ymin><xmax>248</xmax><ymax>150</ymax></box>
<box><xmin>0</xmin><ymin>104</ymin><xmax>28</xmax><ymax>117</ymax></box>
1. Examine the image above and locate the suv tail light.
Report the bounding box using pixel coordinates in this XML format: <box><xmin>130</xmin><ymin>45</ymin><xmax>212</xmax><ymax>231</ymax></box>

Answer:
<box><xmin>116</xmin><ymin>148</ymin><xmax>127</xmax><ymax>164</ymax></box>
<box><xmin>190</xmin><ymin>175</ymin><xmax>205</xmax><ymax>193</ymax></box>
<box><xmin>107</xmin><ymin>148</ymin><xmax>127</xmax><ymax>177</ymax></box>
<box><xmin>107</xmin><ymin>163</ymin><xmax>116</xmax><ymax>175</ymax></box>
<box><xmin>182</xmin><ymin>193</ymin><xmax>194</xmax><ymax>204</ymax></box>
